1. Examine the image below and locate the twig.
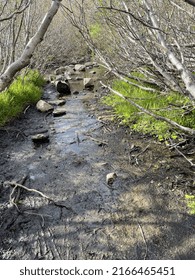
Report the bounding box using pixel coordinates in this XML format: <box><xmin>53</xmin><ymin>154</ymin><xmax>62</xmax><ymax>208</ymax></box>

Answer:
<box><xmin>134</xmin><ymin>145</ymin><xmax>150</xmax><ymax>162</ymax></box>
<box><xmin>84</xmin><ymin>133</ymin><xmax>108</xmax><ymax>145</ymax></box>
<box><xmin>169</xmin><ymin>139</ymin><xmax>195</xmax><ymax>167</ymax></box>
<box><xmin>137</xmin><ymin>222</ymin><xmax>148</xmax><ymax>260</ymax></box>
<box><xmin>128</xmin><ymin>145</ymin><xmax>150</xmax><ymax>165</ymax></box>
<box><xmin>76</xmin><ymin>132</ymin><xmax>81</xmax><ymax>146</ymax></box>
<box><xmin>23</xmin><ymin>105</ymin><xmax>30</xmax><ymax>114</ymax></box>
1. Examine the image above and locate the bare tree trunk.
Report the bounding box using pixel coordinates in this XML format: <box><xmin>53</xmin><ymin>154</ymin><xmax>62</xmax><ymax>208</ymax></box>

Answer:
<box><xmin>0</xmin><ymin>0</ymin><xmax>62</xmax><ymax>93</ymax></box>
<box><xmin>144</xmin><ymin>0</ymin><xmax>195</xmax><ymax>100</ymax></box>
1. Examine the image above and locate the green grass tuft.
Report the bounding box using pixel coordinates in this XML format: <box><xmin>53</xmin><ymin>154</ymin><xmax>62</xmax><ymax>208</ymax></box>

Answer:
<box><xmin>0</xmin><ymin>70</ymin><xmax>45</xmax><ymax>126</ymax></box>
<box><xmin>185</xmin><ymin>194</ymin><xmax>195</xmax><ymax>215</ymax></box>
<box><xmin>102</xmin><ymin>79</ymin><xmax>195</xmax><ymax>141</ymax></box>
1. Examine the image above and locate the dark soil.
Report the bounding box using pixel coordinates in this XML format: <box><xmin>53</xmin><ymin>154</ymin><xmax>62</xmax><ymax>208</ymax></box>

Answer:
<box><xmin>0</xmin><ymin>79</ymin><xmax>195</xmax><ymax>260</ymax></box>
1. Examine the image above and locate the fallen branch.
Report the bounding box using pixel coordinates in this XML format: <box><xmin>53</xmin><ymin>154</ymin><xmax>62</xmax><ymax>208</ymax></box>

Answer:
<box><xmin>100</xmin><ymin>81</ymin><xmax>195</xmax><ymax>135</ymax></box>
<box><xmin>3</xmin><ymin>180</ymin><xmax>73</xmax><ymax>212</ymax></box>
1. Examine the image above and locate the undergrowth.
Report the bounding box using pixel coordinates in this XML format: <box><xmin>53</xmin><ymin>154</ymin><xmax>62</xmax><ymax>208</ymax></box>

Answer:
<box><xmin>0</xmin><ymin>70</ymin><xmax>45</xmax><ymax>126</ymax></box>
<box><xmin>185</xmin><ymin>194</ymin><xmax>195</xmax><ymax>215</ymax></box>
<box><xmin>102</xmin><ymin>79</ymin><xmax>195</xmax><ymax>141</ymax></box>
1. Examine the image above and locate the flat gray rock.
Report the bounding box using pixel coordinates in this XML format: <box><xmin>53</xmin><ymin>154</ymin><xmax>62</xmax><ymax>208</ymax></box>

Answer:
<box><xmin>53</xmin><ymin>108</ymin><xmax>67</xmax><ymax>117</ymax></box>
<box><xmin>31</xmin><ymin>133</ymin><xmax>49</xmax><ymax>144</ymax></box>
<box><xmin>48</xmin><ymin>100</ymin><xmax>66</xmax><ymax>106</ymax></box>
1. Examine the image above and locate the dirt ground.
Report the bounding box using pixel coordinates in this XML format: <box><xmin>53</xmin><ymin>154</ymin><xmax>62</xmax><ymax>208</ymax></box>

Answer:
<box><xmin>0</xmin><ymin>80</ymin><xmax>195</xmax><ymax>260</ymax></box>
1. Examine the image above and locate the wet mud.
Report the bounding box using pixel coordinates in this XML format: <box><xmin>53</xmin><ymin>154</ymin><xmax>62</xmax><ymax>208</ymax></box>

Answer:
<box><xmin>0</xmin><ymin>79</ymin><xmax>195</xmax><ymax>260</ymax></box>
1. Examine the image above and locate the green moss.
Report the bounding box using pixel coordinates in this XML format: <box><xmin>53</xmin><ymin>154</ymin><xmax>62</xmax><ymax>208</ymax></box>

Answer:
<box><xmin>0</xmin><ymin>70</ymin><xmax>45</xmax><ymax>126</ymax></box>
<box><xmin>185</xmin><ymin>194</ymin><xmax>195</xmax><ymax>215</ymax></box>
<box><xmin>102</xmin><ymin>79</ymin><xmax>195</xmax><ymax>140</ymax></box>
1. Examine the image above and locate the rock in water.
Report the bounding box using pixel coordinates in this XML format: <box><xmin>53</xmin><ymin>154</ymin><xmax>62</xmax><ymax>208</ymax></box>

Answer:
<box><xmin>32</xmin><ymin>133</ymin><xmax>50</xmax><ymax>144</ymax></box>
<box><xmin>106</xmin><ymin>172</ymin><xmax>117</xmax><ymax>185</ymax></box>
<box><xmin>53</xmin><ymin>108</ymin><xmax>67</xmax><ymax>117</ymax></box>
<box><xmin>83</xmin><ymin>78</ymin><xmax>94</xmax><ymax>89</ymax></box>
<box><xmin>56</xmin><ymin>80</ymin><xmax>71</xmax><ymax>97</ymax></box>
<box><xmin>36</xmin><ymin>100</ymin><xmax>53</xmax><ymax>112</ymax></box>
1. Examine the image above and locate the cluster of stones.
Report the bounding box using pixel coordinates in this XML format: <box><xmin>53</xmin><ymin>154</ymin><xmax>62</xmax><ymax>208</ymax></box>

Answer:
<box><xmin>46</xmin><ymin>61</ymin><xmax>99</xmax><ymax>90</ymax></box>
<box><xmin>32</xmin><ymin>61</ymin><xmax>99</xmax><ymax>145</ymax></box>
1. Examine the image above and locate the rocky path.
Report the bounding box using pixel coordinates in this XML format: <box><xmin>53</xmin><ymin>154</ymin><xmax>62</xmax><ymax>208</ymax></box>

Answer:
<box><xmin>0</xmin><ymin>70</ymin><xmax>195</xmax><ymax>259</ymax></box>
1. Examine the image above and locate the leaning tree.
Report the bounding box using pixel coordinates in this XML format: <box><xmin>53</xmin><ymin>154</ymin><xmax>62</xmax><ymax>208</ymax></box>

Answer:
<box><xmin>0</xmin><ymin>0</ymin><xmax>62</xmax><ymax>93</ymax></box>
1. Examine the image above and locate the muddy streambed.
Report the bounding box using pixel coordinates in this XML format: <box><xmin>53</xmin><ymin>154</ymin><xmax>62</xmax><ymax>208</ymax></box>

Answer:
<box><xmin>0</xmin><ymin>79</ymin><xmax>195</xmax><ymax>259</ymax></box>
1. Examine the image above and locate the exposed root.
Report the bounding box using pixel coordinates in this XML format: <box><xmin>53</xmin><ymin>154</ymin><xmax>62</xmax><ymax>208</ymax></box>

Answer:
<box><xmin>3</xmin><ymin>180</ymin><xmax>74</xmax><ymax>215</ymax></box>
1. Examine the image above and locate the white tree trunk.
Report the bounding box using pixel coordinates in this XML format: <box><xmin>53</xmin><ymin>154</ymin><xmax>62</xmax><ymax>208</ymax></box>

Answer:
<box><xmin>0</xmin><ymin>0</ymin><xmax>62</xmax><ymax>93</ymax></box>
<box><xmin>144</xmin><ymin>0</ymin><xmax>195</xmax><ymax>100</ymax></box>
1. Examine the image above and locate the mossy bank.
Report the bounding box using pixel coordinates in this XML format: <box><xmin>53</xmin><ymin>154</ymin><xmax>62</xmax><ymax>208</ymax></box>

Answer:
<box><xmin>0</xmin><ymin>70</ymin><xmax>45</xmax><ymax>126</ymax></box>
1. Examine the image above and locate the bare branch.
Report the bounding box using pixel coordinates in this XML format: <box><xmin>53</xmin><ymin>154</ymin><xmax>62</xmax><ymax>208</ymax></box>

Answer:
<box><xmin>97</xmin><ymin>5</ymin><xmax>168</xmax><ymax>34</ymax></box>
<box><xmin>0</xmin><ymin>0</ymin><xmax>31</xmax><ymax>23</ymax></box>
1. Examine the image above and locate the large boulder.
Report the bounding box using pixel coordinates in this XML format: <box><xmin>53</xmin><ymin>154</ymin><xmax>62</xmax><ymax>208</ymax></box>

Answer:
<box><xmin>36</xmin><ymin>100</ymin><xmax>53</xmax><ymax>112</ymax></box>
<box><xmin>56</xmin><ymin>80</ymin><xmax>71</xmax><ymax>97</ymax></box>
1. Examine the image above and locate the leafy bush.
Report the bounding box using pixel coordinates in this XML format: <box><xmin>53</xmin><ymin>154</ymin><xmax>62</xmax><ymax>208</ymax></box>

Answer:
<box><xmin>0</xmin><ymin>70</ymin><xmax>45</xmax><ymax>126</ymax></box>
<box><xmin>102</xmin><ymin>79</ymin><xmax>195</xmax><ymax>140</ymax></box>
